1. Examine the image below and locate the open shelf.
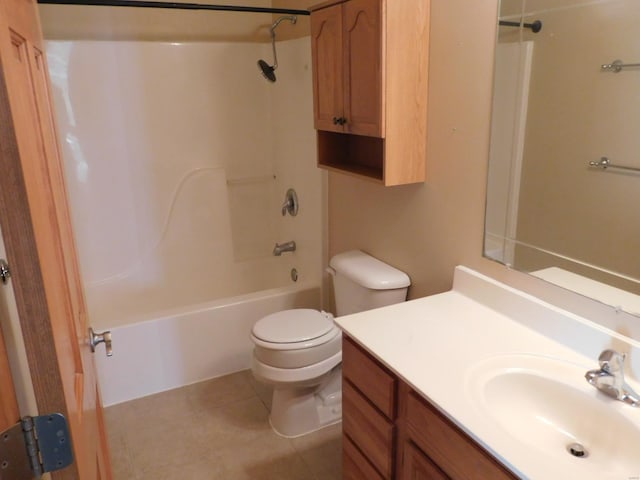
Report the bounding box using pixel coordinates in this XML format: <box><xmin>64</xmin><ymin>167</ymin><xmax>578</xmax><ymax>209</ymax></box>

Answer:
<box><xmin>317</xmin><ymin>130</ymin><xmax>385</xmax><ymax>183</ymax></box>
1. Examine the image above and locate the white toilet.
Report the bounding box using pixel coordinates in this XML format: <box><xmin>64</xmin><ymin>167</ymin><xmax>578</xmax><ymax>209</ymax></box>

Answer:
<box><xmin>250</xmin><ymin>250</ymin><xmax>410</xmax><ymax>437</ymax></box>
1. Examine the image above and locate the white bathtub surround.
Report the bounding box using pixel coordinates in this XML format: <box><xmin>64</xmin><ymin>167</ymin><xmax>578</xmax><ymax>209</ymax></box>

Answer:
<box><xmin>336</xmin><ymin>266</ymin><xmax>640</xmax><ymax>480</ymax></box>
<box><xmin>46</xmin><ymin>38</ymin><xmax>324</xmax><ymax>328</ymax></box>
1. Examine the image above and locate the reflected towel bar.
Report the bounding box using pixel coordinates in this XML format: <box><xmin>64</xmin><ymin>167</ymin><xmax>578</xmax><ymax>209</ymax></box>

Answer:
<box><xmin>589</xmin><ymin>157</ymin><xmax>640</xmax><ymax>173</ymax></box>
<box><xmin>601</xmin><ymin>60</ymin><xmax>640</xmax><ymax>73</ymax></box>
<box><xmin>499</xmin><ymin>19</ymin><xmax>542</xmax><ymax>33</ymax></box>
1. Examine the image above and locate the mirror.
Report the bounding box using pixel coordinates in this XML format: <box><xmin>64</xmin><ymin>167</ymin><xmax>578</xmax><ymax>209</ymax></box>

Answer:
<box><xmin>484</xmin><ymin>0</ymin><xmax>640</xmax><ymax>315</ymax></box>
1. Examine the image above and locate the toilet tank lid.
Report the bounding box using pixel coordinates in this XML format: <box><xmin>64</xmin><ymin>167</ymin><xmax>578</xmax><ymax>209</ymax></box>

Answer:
<box><xmin>329</xmin><ymin>250</ymin><xmax>410</xmax><ymax>290</ymax></box>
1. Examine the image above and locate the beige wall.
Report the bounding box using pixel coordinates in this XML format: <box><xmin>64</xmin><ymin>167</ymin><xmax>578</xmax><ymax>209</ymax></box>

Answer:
<box><xmin>329</xmin><ymin>1</ymin><xmax>503</xmax><ymax>300</ymax></box>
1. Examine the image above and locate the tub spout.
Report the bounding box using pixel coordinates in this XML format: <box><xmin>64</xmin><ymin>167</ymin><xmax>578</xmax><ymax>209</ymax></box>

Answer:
<box><xmin>273</xmin><ymin>241</ymin><xmax>296</xmax><ymax>256</ymax></box>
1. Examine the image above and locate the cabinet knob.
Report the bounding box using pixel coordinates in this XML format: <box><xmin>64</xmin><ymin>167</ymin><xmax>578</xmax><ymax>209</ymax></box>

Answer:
<box><xmin>338</xmin><ymin>117</ymin><xmax>347</xmax><ymax>125</ymax></box>
<box><xmin>332</xmin><ymin>116</ymin><xmax>339</xmax><ymax>125</ymax></box>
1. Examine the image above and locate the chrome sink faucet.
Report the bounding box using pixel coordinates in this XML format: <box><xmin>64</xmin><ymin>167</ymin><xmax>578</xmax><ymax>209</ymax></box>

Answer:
<box><xmin>585</xmin><ymin>349</ymin><xmax>640</xmax><ymax>407</ymax></box>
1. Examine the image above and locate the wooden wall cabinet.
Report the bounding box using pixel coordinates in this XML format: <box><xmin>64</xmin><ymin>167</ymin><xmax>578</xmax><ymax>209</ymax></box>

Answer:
<box><xmin>310</xmin><ymin>0</ymin><xmax>429</xmax><ymax>186</ymax></box>
<box><xmin>342</xmin><ymin>336</ymin><xmax>519</xmax><ymax>480</ymax></box>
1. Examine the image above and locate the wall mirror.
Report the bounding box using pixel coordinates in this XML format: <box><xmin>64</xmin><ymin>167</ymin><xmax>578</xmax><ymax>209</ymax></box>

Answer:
<box><xmin>484</xmin><ymin>0</ymin><xmax>640</xmax><ymax>315</ymax></box>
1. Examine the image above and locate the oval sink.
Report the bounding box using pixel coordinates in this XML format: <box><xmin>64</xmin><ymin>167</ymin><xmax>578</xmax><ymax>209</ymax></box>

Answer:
<box><xmin>467</xmin><ymin>354</ymin><xmax>640</xmax><ymax>478</ymax></box>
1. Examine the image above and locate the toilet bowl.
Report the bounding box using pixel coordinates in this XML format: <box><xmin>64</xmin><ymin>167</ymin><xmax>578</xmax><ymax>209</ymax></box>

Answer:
<box><xmin>250</xmin><ymin>309</ymin><xmax>343</xmax><ymax>437</ymax></box>
<box><xmin>250</xmin><ymin>250</ymin><xmax>410</xmax><ymax>437</ymax></box>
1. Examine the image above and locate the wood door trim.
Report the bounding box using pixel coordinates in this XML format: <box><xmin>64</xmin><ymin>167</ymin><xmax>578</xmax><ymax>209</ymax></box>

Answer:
<box><xmin>0</xmin><ymin>57</ymin><xmax>75</xmax><ymax>478</ymax></box>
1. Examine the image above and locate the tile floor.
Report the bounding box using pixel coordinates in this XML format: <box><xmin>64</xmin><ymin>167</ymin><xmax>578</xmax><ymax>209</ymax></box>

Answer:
<box><xmin>105</xmin><ymin>370</ymin><xmax>342</xmax><ymax>479</ymax></box>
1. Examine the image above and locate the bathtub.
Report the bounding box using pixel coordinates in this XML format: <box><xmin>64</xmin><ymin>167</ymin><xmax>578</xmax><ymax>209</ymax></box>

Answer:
<box><xmin>51</xmin><ymin>39</ymin><xmax>325</xmax><ymax>406</ymax></box>
<box><xmin>95</xmin><ymin>283</ymin><xmax>321</xmax><ymax>406</ymax></box>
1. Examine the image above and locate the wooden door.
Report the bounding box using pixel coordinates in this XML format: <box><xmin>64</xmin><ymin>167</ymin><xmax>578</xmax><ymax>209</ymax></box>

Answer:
<box><xmin>310</xmin><ymin>2</ymin><xmax>345</xmax><ymax>133</ymax></box>
<box><xmin>0</xmin><ymin>0</ymin><xmax>112</xmax><ymax>478</ymax></box>
<box><xmin>343</xmin><ymin>0</ymin><xmax>383</xmax><ymax>137</ymax></box>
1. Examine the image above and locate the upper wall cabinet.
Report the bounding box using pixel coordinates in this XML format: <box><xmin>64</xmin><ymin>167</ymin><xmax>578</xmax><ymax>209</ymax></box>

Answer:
<box><xmin>311</xmin><ymin>0</ymin><xmax>382</xmax><ymax>137</ymax></box>
<box><xmin>310</xmin><ymin>0</ymin><xmax>430</xmax><ymax>186</ymax></box>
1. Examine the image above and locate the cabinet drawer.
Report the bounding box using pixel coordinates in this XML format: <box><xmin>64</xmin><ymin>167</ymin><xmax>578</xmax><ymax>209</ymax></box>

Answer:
<box><xmin>344</xmin><ymin>434</ymin><xmax>385</xmax><ymax>480</ymax></box>
<box><xmin>403</xmin><ymin>441</ymin><xmax>450</xmax><ymax>480</ymax></box>
<box><xmin>343</xmin><ymin>380</ymin><xmax>395</xmax><ymax>478</ymax></box>
<box><xmin>406</xmin><ymin>391</ymin><xmax>517</xmax><ymax>480</ymax></box>
<box><xmin>343</xmin><ymin>336</ymin><xmax>396</xmax><ymax>419</ymax></box>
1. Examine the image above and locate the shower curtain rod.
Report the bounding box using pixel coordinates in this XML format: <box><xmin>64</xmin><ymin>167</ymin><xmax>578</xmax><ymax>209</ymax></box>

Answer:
<box><xmin>36</xmin><ymin>0</ymin><xmax>311</xmax><ymax>15</ymax></box>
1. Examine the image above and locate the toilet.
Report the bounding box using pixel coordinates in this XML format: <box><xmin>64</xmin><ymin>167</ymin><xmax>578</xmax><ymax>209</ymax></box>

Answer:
<box><xmin>250</xmin><ymin>250</ymin><xmax>410</xmax><ymax>437</ymax></box>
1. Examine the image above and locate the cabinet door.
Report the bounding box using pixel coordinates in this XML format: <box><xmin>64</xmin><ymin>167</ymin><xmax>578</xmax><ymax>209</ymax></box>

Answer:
<box><xmin>402</xmin><ymin>442</ymin><xmax>450</xmax><ymax>480</ymax></box>
<box><xmin>343</xmin><ymin>0</ymin><xmax>383</xmax><ymax>137</ymax></box>
<box><xmin>344</xmin><ymin>434</ymin><xmax>385</xmax><ymax>480</ymax></box>
<box><xmin>406</xmin><ymin>391</ymin><xmax>518</xmax><ymax>480</ymax></box>
<box><xmin>311</xmin><ymin>3</ymin><xmax>345</xmax><ymax>132</ymax></box>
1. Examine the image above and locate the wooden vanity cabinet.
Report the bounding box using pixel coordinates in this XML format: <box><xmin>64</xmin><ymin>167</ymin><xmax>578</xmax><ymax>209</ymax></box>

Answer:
<box><xmin>342</xmin><ymin>336</ymin><xmax>519</xmax><ymax>480</ymax></box>
<box><xmin>310</xmin><ymin>0</ymin><xmax>429</xmax><ymax>186</ymax></box>
<box><xmin>342</xmin><ymin>335</ymin><xmax>397</xmax><ymax>479</ymax></box>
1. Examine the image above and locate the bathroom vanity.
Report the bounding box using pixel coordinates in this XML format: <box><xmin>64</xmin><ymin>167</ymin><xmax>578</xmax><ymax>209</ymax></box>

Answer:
<box><xmin>343</xmin><ymin>336</ymin><xmax>516</xmax><ymax>479</ymax></box>
<box><xmin>337</xmin><ymin>267</ymin><xmax>640</xmax><ymax>480</ymax></box>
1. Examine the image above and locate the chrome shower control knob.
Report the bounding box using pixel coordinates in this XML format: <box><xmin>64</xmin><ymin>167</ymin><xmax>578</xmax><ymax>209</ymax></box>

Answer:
<box><xmin>89</xmin><ymin>327</ymin><xmax>113</xmax><ymax>357</ymax></box>
<box><xmin>281</xmin><ymin>188</ymin><xmax>298</xmax><ymax>217</ymax></box>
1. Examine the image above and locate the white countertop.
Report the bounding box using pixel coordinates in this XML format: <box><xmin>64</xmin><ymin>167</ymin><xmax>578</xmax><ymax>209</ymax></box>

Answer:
<box><xmin>335</xmin><ymin>266</ymin><xmax>640</xmax><ymax>480</ymax></box>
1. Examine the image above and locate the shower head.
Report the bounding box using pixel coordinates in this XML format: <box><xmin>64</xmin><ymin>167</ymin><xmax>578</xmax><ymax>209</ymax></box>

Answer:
<box><xmin>257</xmin><ymin>15</ymin><xmax>297</xmax><ymax>83</ymax></box>
<box><xmin>257</xmin><ymin>59</ymin><xmax>276</xmax><ymax>82</ymax></box>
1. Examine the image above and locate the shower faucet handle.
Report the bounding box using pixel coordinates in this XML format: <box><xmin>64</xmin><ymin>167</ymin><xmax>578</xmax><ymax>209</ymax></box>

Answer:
<box><xmin>281</xmin><ymin>188</ymin><xmax>298</xmax><ymax>217</ymax></box>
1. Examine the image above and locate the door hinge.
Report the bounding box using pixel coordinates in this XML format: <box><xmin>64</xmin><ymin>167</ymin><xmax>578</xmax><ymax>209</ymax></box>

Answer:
<box><xmin>0</xmin><ymin>413</ymin><xmax>73</xmax><ymax>479</ymax></box>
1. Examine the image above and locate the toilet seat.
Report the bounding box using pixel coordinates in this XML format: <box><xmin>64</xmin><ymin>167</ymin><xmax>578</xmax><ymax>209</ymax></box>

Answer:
<box><xmin>251</xmin><ymin>309</ymin><xmax>338</xmax><ymax>351</ymax></box>
<box><xmin>251</xmin><ymin>309</ymin><xmax>342</xmax><ymax>369</ymax></box>
<box><xmin>252</xmin><ymin>350</ymin><xmax>342</xmax><ymax>385</ymax></box>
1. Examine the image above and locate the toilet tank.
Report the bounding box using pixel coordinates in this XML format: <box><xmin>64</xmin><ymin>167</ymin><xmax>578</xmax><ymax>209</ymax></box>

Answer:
<box><xmin>329</xmin><ymin>250</ymin><xmax>411</xmax><ymax>316</ymax></box>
